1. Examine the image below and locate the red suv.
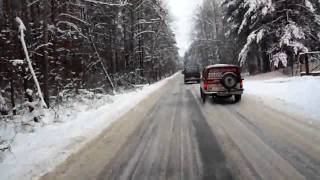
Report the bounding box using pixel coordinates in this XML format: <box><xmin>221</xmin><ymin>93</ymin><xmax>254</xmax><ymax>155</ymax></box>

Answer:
<box><xmin>200</xmin><ymin>64</ymin><xmax>244</xmax><ymax>103</ymax></box>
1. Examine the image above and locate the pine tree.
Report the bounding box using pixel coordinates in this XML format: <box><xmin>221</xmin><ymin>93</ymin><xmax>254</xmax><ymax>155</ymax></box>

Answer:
<box><xmin>223</xmin><ymin>0</ymin><xmax>320</xmax><ymax>73</ymax></box>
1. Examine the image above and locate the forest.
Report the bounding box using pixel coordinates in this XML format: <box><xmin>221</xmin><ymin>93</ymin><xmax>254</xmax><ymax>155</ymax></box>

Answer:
<box><xmin>2</xmin><ymin>0</ymin><xmax>320</xmax><ymax>131</ymax></box>
<box><xmin>185</xmin><ymin>0</ymin><xmax>320</xmax><ymax>75</ymax></box>
<box><xmin>0</xmin><ymin>0</ymin><xmax>180</xmax><ymax>115</ymax></box>
<box><xmin>2</xmin><ymin>1</ymin><xmax>320</xmax><ymax>178</ymax></box>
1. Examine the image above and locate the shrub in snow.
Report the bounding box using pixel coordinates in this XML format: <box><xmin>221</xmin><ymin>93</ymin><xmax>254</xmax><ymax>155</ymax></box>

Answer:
<box><xmin>0</xmin><ymin>93</ymin><xmax>9</xmax><ymax>115</ymax></box>
<box><xmin>0</xmin><ymin>139</ymin><xmax>12</xmax><ymax>162</ymax></box>
<box><xmin>27</xmin><ymin>89</ymin><xmax>47</xmax><ymax>123</ymax></box>
<box><xmin>0</xmin><ymin>140</ymin><xmax>11</xmax><ymax>152</ymax></box>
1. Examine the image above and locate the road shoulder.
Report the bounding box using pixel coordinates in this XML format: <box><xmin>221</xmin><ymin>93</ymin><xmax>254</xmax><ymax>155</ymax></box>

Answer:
<box><xmin>40</xmin><ymin>79</ymin><xmax>173</xmax><ymax>180</ymax></box>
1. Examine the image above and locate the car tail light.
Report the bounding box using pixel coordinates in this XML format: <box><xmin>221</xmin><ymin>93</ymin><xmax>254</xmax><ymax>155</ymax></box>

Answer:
<box><xmin>204</xmin><ymin>80</ymin><xmax>209</xmax><ymax>90</ymax></box>
<box><xmin>240</xmin><ymin>79</ymin><xmax>243</xmax><ymax>88</ymax></box>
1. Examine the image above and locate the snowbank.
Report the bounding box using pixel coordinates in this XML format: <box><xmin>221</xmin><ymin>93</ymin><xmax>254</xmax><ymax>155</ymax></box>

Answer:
<box><xmin>0</xmin><ymin>73</ymin><xmax>177</xmax><ymax>180</ymax></box>
<box><xmin>245</xmin><ymin>76</ymin><xmax>320</xmax><ymax>120</ymax></box>
<box><xmin>244</xmin><ymin>70</ymin><xmax>288</xmax><ymax>80</ymax></box>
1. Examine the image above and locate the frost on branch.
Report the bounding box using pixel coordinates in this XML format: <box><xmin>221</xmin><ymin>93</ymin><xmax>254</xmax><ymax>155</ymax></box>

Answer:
<box><xmin>305</xmin><ymin>0</ymin><xmax>315</xmax><ymax>12</ymax></box>
<box><xmin>26</xmin><ymin>89</ymin><xmax>33</xmax><ymax>97</ymax></box>
<box><xmin>256</xmin><ymin>29</ymin><xmax>264</xmax><ymax>43</ymax></box>
<box><xmin>83</xmin><ymin>0</ymin><xmax>129</xmax><ymax>7</ymax></box>
<box><xmin>57</xmin><ymin>21</ymin><xmax>88</xmax><ymax>39</ymax></box>
<box><xmin>280</xmin><ymin>24</ymin><xmax>308</xmax><ymax>55</ymax></box>
<box><xmin>239</xmin><ymin>31</ymin><xmax>257</xmax><ymax>66</ymax></box>
<box><xmin>272</xmin><ymin>52</ymin><xmax>288</xmax><ymax>68</ymax></box>
<box><xmin>15</xmin><ymin>17</ymin><xmax>26</xmax><ymax>36</ymax></box>
<box><xmin>10</xmin><ymin>59</ymin><xmax>24</xmax><ymax>66</ymax></box>
<box><xmin>238</xmin><ymin>0</ymin><xmax>273</xmax><ymax>34</ymax></box>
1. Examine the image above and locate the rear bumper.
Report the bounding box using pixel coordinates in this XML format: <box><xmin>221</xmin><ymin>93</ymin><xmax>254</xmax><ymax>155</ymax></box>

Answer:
<box><xmin>203</xmin><ymin>89</ymin><xmax>244</xmax><ymax>96</ymax></box>
<box><xmin>185</xmin><ymin>77</ymin><xmax>200</xmax><ymax>81</ymax></box>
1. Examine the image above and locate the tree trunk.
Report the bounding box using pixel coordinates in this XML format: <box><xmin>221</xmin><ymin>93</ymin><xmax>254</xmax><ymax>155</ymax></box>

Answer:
<box><xmin>130</xmin><ymin>4</ymin><xmax>135</xmax><ymax>71</ymax></box>
<box><xmin>10</xmin><ymin>76</ymin><xmax>16</xmax><ymax>115</ymax></box>
<box><xmin>42</xmin><ymin>0</ymin><xmax>50</xmax><ymax>108</ymax></box>
<box><xmin>138</xmin><ymin>0</ymin><xmax>144</xmax><ymax>77</ymax></box>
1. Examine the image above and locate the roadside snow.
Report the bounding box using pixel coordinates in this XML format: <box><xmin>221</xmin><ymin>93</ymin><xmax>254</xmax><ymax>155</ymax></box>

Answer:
<box><xmin>0</xmin><ymin>73</ymin><xmax>177</xmax><ymax>180</ymax></box>
<box><xmin>245</xmin><ymin>76</ymin><xmax>320</xmax><ymax>120</ymax></box>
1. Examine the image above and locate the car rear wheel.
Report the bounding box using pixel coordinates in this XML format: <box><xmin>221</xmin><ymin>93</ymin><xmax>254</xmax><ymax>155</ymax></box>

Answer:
<box><xmin>234</xmin><ymin>94</ymin><xmax>241</xmax><ymax>102</ymax></box>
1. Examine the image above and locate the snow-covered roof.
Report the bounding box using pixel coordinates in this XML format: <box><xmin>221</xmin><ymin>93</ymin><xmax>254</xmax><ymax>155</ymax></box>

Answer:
<box><xmin>205</xmin><ymin>64</ymin><xmax>239</xmax><ymax>69</ymax></box>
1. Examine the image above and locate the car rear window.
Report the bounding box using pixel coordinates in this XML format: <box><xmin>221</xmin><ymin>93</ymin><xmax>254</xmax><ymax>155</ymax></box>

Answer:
<box><xmin>185</xmin><ymin>67</ymin><xmax>199</xmax><ymax>73</ymax></box>
<box><xmin>207</xmin><ymin>67</ymin><xmax>238</xmax><ymax>78</ymax></box>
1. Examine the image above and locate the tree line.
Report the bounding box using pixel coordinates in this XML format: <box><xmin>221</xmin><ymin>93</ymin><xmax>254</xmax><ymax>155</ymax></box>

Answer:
<box><xmin>0</xmin><ymin>0</ymin><xmax>179</xmax><ymax>115</ymax></box>
<box><xmin>185</xmin><ymin>0</ymin><xmax>320</xmax><ymax>75</ymax></box>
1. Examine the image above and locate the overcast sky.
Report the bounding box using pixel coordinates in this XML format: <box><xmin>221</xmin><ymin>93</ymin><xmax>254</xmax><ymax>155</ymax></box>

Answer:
<box><xmin>165</xmin><ymin>0</ymin><xmax>202</xmax><ymax>56</ymax></box>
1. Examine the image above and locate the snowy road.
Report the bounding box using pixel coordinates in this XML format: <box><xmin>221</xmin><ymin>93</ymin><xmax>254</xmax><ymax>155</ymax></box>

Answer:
<box><xmin>41</xmin><ymin>74</ymin><xmax>320</xmax><ymax>180</ymax></box>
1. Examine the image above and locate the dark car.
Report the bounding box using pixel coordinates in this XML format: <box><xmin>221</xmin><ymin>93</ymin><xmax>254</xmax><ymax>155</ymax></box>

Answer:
<box><xmin>200</xmin><ymin>64</ymin><xmax>244</xmax><ymax>103</ymax></box>
<box><xmin>183</xmin><ymin>66</ymin><xmax>200</xmax><ymax>84</ymax></box>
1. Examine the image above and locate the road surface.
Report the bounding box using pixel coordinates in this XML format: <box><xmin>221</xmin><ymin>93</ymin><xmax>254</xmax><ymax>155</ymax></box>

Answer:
<box><xmin>41</xmin><ymin>74</ymin><xmax>320</xmax><ymax>180</ymax></box>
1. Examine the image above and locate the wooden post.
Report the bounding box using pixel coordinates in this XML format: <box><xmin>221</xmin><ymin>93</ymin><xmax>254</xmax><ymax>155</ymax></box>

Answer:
<box><xmin>292</xmin><ymin>54</ymin><xmax>294</xmax><ymax>76</ymax></box>
<box><xmin>305</xmin><ymin>54</ymin><xmax>310</xmax><ymax>75</ymax></box>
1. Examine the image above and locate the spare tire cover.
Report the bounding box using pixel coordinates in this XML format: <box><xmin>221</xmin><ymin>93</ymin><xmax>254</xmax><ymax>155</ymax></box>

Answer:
<box><xmin>221</xmin><ymin>72</ymin><xmax>237</xmax><ymax>89</ymax></box>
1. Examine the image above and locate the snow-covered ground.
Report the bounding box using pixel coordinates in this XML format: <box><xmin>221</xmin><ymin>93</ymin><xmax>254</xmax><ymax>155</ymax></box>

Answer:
<box><xmin>0</xmin><ymin>73</ymin><xmax>177</xmax><ymax>180</ymax></box>
<box><xmin>1</xmin><ymin>71</ymin><xmax>319</xmax><ymax>180</ymax></box>
<box><xmin>245</xmin><ymin>75</ymin><xmax>320</xmax><ymax>120</ymax></box>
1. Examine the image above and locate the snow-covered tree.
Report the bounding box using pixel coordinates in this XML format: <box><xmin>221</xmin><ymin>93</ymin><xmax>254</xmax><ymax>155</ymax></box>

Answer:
<box><xmin>0</xmin><ymin>92</ymin><xmax>9</xmax><ymax>115</ymax></box>
<box><xmin>223</xmin><ymin>0</ymin><xmax>320</xmax><ymax>73</ymax></box>
<box><xmin>184</xmin><ymin>0</ymin><xmax>224</xmax><ymax>68</ymax></box>
<box><xmin>0</xmin><ymin>0</ymin><xmax>179</xmax><ymax>115</ymax></box>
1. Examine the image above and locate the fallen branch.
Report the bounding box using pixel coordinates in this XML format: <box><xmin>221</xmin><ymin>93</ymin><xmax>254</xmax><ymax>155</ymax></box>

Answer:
<box><xmin>89</xmin><ymin>35</ymin><xmax>115</xmax><ymax>92</ymax></box>
<box><xmin>16</xmin><ymin>17</ymin><xmax>48</xmax><ymax>108</ymax></box>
